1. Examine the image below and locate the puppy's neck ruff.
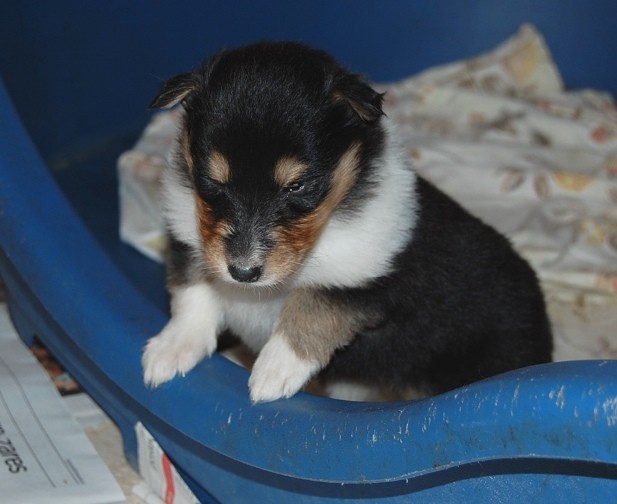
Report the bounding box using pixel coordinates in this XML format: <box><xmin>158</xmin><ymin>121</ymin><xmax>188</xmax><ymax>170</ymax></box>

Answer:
<box><xmin>295</xmin><ymin>126</ymin><xmax>418</xmax><ymax>289</ymax></box>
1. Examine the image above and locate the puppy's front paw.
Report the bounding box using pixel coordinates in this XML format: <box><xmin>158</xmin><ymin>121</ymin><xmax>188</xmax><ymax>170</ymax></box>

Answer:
<box><xmin>142</xmin><ymin>320</ymin><xmax>217</xmax><ymax>388</ymax></box>
<box><xmin>249</xmin><ymin>334</ymin><xmax>321</xmax><ymax>404</ymax></box>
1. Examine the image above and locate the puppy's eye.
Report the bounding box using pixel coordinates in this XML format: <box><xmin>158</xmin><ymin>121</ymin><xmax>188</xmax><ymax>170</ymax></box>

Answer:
<box><xmin>195</xmin><ymin>173</ymin><xmax>226</xmax><ymax>200</ymax></box>
<box><xmin>284</xmin><ymin>182</ymin><xmax>305</xmax><ymax>194</ymax></box>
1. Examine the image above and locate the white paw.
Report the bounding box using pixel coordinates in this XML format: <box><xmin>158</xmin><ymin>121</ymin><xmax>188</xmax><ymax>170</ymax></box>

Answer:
<box><xmin>248</xmin><ymin>334</ymin><xmax>321</xmax><ymax>404</ymax></box>
<box><xmin>143</xmin><ymin>283</ymin><xmax>222</xmax><ymax>388</ymax></box>
<box><xmin>142</xmin><ymin>320</ymin><xmax>217</xmax><ymax>388</ymax></box>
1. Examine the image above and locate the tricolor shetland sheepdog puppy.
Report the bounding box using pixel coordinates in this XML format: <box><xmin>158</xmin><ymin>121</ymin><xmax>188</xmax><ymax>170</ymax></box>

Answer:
<box><xmin>142</xmin><ymin>41</ymin><xmax>553</xmax><ymax>403</ymax></box>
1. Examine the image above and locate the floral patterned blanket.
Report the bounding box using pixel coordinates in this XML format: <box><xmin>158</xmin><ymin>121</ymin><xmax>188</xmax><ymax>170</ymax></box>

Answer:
<box><xmin>118</xmin><ymin>25</ymin><xmax>617</xmax><ymax>362</ymax></box>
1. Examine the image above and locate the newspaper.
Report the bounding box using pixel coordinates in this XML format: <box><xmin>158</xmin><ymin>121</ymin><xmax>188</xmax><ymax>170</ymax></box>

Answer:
<box><xmin>0</xmin><ymin>304</ymin><xmax>127</xmax><ymax>504</ymax></box>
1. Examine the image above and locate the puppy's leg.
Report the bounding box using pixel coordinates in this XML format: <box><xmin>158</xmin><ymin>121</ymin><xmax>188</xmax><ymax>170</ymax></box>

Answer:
<box><xmin>143</xmin><ymin>282</ymin><xmax>222</xmax><ymax>387</ymax></box>
<box><xmin>249</xmin><ymin>289</ymin><xmax>360</xmax><ymax>403</ymax></box>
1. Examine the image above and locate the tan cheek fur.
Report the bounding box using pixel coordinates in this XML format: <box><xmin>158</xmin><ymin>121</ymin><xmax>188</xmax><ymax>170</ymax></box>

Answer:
<box><xmin>195</xmin><ymin>196</ymin><xmax>233</xmax><ymax>277</ymax></box>
<box><xmin>266</xmin><ymin>144</ymin><xmax>361</xmax><ymax>280</ymax></box>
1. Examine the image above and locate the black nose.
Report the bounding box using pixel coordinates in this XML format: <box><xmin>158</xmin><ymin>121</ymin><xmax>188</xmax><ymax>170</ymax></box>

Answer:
<box><xmin>228</xmin><ymin>264</ymin><xmax>263</xmax><ymax>283</ymax></box>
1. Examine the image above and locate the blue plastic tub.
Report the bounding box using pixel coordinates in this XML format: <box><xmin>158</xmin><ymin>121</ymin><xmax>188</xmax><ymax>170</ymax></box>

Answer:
<box><xmin>1</xmin><ymin>2</ymin><xmax>616</xmax><ymax>502</ymax></box>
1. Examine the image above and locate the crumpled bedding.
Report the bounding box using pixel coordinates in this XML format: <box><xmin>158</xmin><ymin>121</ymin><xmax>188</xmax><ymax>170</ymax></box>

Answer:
<box><xmin>117</xmin><ymin>25</ymin><xmax>617</xmax><ymax>362</ymax></box>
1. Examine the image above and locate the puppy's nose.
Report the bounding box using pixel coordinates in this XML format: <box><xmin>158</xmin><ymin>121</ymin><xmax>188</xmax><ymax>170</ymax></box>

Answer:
<box><xmin>228</xmin><ymin>264</ymin><xmax>263</xmax><ymax>283</ymax></box>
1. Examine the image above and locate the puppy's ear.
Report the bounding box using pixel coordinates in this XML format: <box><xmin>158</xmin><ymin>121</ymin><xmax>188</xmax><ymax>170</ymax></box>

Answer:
<box><xmin>149</xmin><ymin>72</ymin><xmax>201</xmax><ymax>109</ymax></box>
<box><xmin>333</xmin><ymin>73</ymin><xmax>385</xmax><ymax>123</ymax></box>
<box><xmin>149</xmin><ymin>50</ymin><xmax>227</xmax><ymax>109</ymax></box>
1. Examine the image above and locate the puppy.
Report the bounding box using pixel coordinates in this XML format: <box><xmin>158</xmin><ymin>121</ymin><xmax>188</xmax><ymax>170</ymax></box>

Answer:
<box><xmin>142</xmin><ymin>41</ymin><xmax>553</xmax><ymax>403</ymax></box>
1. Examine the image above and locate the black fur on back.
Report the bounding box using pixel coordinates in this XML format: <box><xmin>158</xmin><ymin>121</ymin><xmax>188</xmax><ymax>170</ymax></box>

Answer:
<box><xmin>321</xmin><ymin>177</ymin><xmax>553</xmax><ymax>395</ymax></box>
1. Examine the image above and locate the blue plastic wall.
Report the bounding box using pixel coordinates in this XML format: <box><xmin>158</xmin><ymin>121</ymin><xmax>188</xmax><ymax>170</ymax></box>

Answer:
<box><xmin>1</xmin><ymin>2</ymin><xmax>617</xmax><ymax>503</ymax></box>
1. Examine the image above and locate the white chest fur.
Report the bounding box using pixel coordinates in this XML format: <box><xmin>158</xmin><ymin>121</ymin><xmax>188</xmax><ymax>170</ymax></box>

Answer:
<box><xmin>216</xmin><ymin>284</ymin><xmax>288</xmax><ymax>352</ymax></box>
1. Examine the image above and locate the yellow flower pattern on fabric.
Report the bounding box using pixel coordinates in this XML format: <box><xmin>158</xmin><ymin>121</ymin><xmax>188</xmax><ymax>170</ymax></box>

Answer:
<box><xmin>551</xmin><ymin>172</ymin><xmax>595</xmax><ymax>192</ymax></box>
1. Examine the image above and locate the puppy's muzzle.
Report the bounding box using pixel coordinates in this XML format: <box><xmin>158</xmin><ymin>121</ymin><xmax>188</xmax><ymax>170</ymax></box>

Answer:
<box><xmin>224</xmin><ymin>216</ymin><xmax>270</xmax><ymax>283</ymax></box>
<box><xmin>228</xmin><ymin>263</ymin><xmax>263</xmax><ymax>283</ymax></box>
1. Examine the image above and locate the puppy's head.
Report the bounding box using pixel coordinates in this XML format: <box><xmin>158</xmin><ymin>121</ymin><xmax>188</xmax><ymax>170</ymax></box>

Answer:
<box><xmin>151</xmin><ymin>42</ymin><xmax>385</xmax><ymax>287</ymax></box>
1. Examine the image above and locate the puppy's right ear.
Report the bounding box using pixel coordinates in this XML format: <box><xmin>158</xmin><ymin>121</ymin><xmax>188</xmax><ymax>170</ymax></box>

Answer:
<box><xmin>332</xmin><ymin>73</ymin><xmax>385</xmax><ymax>123</ymax></box>
<box><xmin>149</xmin><ymin>72</ymin><xmax>201</xmax><ymax>109</ymax></box>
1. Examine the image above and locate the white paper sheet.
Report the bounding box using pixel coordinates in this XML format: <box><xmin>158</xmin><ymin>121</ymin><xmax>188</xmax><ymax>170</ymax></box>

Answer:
<box><xmin>0</xmin><ymin>304</ymin><xmax>127</xmax><ymax>504</ymax></box>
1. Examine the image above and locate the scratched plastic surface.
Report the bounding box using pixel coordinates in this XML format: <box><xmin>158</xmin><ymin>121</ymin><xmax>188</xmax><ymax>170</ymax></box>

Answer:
<box><xmin>1</xmin><ymin>2</ymin><xmax>617</xmax><ymax>502</ymax></box>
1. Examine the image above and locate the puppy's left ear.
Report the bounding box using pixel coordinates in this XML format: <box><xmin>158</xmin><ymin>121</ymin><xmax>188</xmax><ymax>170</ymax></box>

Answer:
<box><xmin>149</xmin><ymin>72</ymin><xmax>201</xmax><ymax>109</ymax></box>
<box><xmin>333</xmin><ymin>73</ymin><xmax>385</xmax><ymax>123</ymax></box>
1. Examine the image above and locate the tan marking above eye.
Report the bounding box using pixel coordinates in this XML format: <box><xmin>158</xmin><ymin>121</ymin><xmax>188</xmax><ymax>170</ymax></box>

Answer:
<box><xmin>274</xmin><ymin>157</ymin><xmax>308</xmax><ymax>188</ymax></box>
<box><xmin>208</xmin><ymin>150</ymin><xmax>231</xmax><ymax>184</ymax></box>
